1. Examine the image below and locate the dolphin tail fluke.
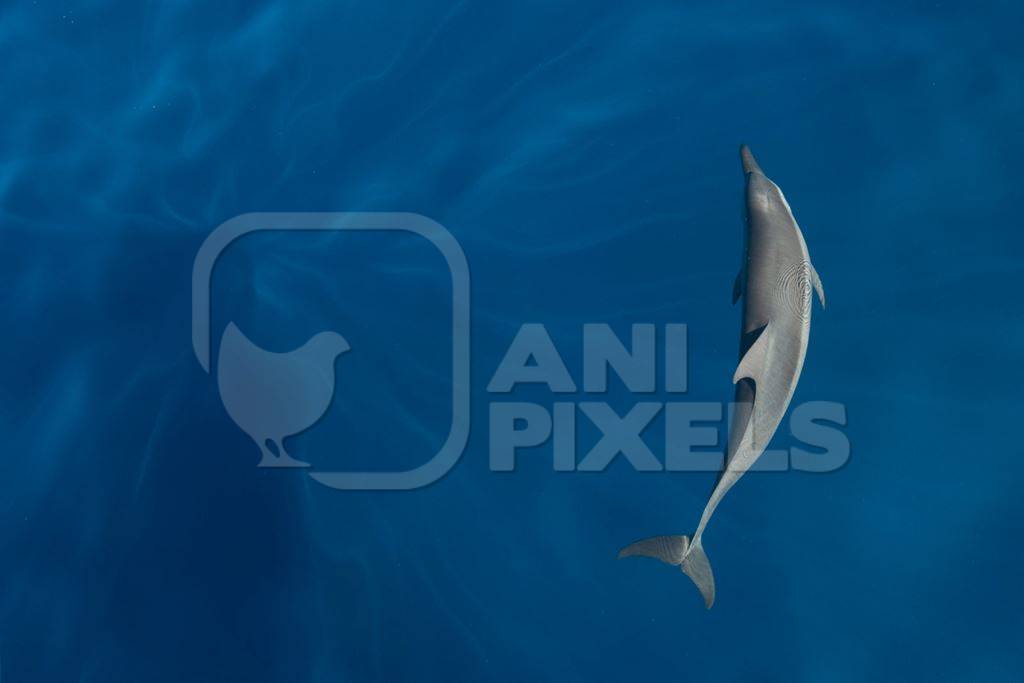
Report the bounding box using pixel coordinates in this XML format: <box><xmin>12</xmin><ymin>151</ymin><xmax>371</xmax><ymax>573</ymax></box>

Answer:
<box><xmin>681</xmin><ymin>538</ymin><xmax>715</xmax><ymax>608</ymax></box>
<box><xmin>618</xmin><ymin>535</ymin><xmax>716</xmax><ymax>608</ymax></box>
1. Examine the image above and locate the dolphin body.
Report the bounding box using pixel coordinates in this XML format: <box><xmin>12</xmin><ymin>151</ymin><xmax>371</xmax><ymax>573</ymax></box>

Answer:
<box><xmin>619</xmin><ymin>146</ymin><xmax>825</xmax><ymax>608</ymax></box>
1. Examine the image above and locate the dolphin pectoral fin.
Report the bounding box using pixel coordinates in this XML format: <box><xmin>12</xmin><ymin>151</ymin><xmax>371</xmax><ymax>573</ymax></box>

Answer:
<box><xmin>810</xmin><ymin>264</ymin><xmax>825</xmax><ymax>309</ymax></box>
<box><xmin>733</xmin><ymin>323</ymin><xmax>771</xmax><ymax>384</ymax></box>
<box><xmin>732</xmin><ymin>267</ymin><xmax>745</xmax><ymax>304</ymax></box>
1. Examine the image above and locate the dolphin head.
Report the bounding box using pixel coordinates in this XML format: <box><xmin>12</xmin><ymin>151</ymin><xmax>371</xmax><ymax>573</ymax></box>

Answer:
<box><xmin>739</xmin><ymin>144</ymin><xmax>764</xmax><ymax>176</ymax></box>
<box><xmin>741</xmin><ymin>147</ymin><xmax>791</xmax><ymax>215</ymax></box>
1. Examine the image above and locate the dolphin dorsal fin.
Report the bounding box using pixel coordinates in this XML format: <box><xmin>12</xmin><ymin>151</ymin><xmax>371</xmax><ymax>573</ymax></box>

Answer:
<box><xmin>810</xmin><ymin>264</ymin><xmax>825</xmax><ymax>308</ymax></box>
<box><xmin>733</xmin><ymin>323</ymin><xmax>771</xmax><ymax>385</ymax></box>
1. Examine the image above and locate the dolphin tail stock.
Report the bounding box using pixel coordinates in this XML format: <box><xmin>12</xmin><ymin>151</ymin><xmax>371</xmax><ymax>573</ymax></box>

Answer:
<box><xmin>618</xmin><ymin>534</ymin><xmax>716</xmax><ymax>608</ymax></box>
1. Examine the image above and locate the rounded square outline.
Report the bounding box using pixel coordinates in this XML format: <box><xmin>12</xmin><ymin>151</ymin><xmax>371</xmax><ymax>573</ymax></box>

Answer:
<box><xmin>192</xmin><ymin>212</ymin><xmax>470</xmax><ymax>490</ymax></box>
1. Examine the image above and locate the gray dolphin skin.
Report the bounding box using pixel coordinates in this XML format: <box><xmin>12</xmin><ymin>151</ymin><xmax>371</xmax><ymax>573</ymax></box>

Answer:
<box><xmin>618</xmin><ymin>145</ymin><xmax>825</xmax><ymax>608</ymax></box>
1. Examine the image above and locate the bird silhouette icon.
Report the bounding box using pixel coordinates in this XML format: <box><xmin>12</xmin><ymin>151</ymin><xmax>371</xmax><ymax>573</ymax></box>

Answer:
<box><xmin>217</xmin><ymin>321</ymin><xmax>350</xmax><ymax>467</ymax></box>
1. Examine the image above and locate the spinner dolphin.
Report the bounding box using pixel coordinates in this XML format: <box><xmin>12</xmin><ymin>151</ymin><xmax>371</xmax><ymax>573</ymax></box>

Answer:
<box><xmin>619</xmin><ymin>145</ymin><xmax>825</xmax><ymax>608</ymax></box>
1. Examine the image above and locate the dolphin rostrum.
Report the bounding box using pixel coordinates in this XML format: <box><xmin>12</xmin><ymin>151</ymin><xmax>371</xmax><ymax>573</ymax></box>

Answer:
<box><xmin>619</xmin><ymin>145</ymin><xmax>825</xmax><ymax>608</ymax></box>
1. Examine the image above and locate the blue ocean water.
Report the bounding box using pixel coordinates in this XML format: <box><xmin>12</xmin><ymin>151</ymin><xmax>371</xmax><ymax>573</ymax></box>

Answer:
<box><xmin>2</xmin><ymin>1</ymin><xmax>1022</xmax><ymax>680</ymax></box>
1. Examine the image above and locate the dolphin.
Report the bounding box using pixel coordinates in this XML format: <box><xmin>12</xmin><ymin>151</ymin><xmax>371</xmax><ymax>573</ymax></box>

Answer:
<box><xmin>619</xmin><ymin>145</ymin><xmax>825</xmax><ymax>608</ymax></box>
